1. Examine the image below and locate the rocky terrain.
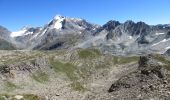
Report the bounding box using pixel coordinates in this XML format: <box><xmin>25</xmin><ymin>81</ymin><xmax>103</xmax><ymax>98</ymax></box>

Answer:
<box><xmin>0</xmin><ymin>49</ymin><xmax>137</xmax><ymax>100</ymax></box>
<box><xmin>0</xmin><ymin>49</ymin><xmax>169</xmax><ymax>100</ymax></box>
<box><xmin>0</xmin><ymin>15</ymin><xmax>170</xmax><ymax>100</ymax></box>
<box><xmin>108</xmin><ymin>55</ymin><xmax>170</xmax><ymax>99</ymax></box>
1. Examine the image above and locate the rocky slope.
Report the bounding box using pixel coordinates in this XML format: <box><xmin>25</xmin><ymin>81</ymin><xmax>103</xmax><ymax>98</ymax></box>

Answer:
<box><xmin>108</xmin><ymin>55</ymin><xmax>170</xmax><ymax>99</ymax></box>
<box><xmin>10</xmin><ymin>15</ymin><xmax>100</xmax><ymax>50</ymax></box>
<box><xmin>0</xmin><ymin>49</ymin><xmax>170</xmax><ymax>100</ymax></box>
<box><xmin>91</xmin><ymin>21</ymin><xmax>170</xmax><ymax>55</ymax></box>
<box><xmin>0</xmin><ymin>38</ymin><xmax>16</xmax><ymax>50</ymax></box>
<box><xmin>0</xmin><ymin>26</ymin><xmax>11</xmax><ymax>41</ymax></box>
<box><xmin>0</xmin><ymin>49</ymin><xmax>138</xmax><ymax>100</ymax></box>
<box><xmin>0</xmin><ymin>26</ymin><xmax>16</xmax><ymax>50</ymax></box>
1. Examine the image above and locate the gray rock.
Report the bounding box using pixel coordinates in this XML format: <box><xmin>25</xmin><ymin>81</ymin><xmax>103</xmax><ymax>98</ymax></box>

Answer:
<box><xmin>108</xmin><ymin>55</ymin><xmax>170</xmax><ymax>99</ymax></box>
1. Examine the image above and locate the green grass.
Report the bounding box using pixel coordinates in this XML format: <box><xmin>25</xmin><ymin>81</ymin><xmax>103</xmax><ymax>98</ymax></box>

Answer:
<box><xmin>0</xmin><ymin>94</ymin><xmax>39</xmax><ymax>100</ymax></box>
<box><xmin>50</xmin><ymin>59</ymin><xmax>86</xmax><ymax>91</ymax></box>
<box><xmin>23</xmin><ymin>94</ymin><xmax>39</xmax><ymax>100</ymax></box>
<box><xmin>70</xmin><ymin>82</ymin><xmax>86</xmax><ymax>92</ymax></box>
<box><xmin>1</xmin><ymin>51</ymin><xmax>45</xmax><ymax>65</ymax></box>
<box><xmin>31</xmin><ymin>71</ymin><xmax>49</xmax><ymax>83</ymax></box>
<box><xmin>4</xmin><ymin>81</ymin><xmax>18</xmax><ymax>92</ymax></box>
<box><xmin>78</xmin><ymin>49</ymin><xmax>100</xmax><ymax>59</ymax></box>
<box><xmin>50</xmin><ymin>60</ymin><xmax>78</xmax><ymax>81</ymax></box>
<box><xmin>0</xmin><ymin>97</ymin><xmax>4</xmax><ymax>100</ymax></box>
<box><xmin>94</xmin><ymin>62</ymin><xmax>110</xmax><ymax>69</ymax></box>
<box><xmin>0</xmin><ymin>95</ymin><xmax>5</xmax><ymax>100</ymax></box>
<box><xmin>30</xmin><ymin>59</ymin><xmax>36</xmax><ymax>65</ymax></box>
<box><xmin>113</xmin><ymin>56</ymin><xmax>139</xmax><ymax>64</ymax></box>
<box><xmin>0</xmin><ymin>94</ymin><xmax>10</xmax><ymax>100</ymax></box>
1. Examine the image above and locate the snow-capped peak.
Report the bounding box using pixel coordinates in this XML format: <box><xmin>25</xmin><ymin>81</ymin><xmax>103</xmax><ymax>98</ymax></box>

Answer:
<box><xmin>52</xmin><ymin>15</ymin><xmax>65</xmax><ymax>29</ymax></box>
<box><xmin>54</xmin><ymin>15</ymin><xmax>65</xmax><ymax>20</ymax></box>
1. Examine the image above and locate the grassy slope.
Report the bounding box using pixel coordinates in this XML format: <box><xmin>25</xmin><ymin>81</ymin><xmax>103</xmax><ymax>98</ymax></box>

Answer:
<box><xmin>31</xmin><ymin>71</ymin><xmax>49</xmax><ymax>83</ymax></box>
<box><xmin>50</xmin><ymin>58</ymin><xmax>86</xmax><ymax>91</ymax></box>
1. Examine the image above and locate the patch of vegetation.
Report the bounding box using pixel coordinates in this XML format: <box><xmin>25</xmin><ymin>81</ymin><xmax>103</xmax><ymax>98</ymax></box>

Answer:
<box><xmin>70</xmin><ymin>82</ymin><xmax>86</xmax><ymax>92</ymax></box>
<box><xmin>0</xmin><ymin>97</ymin><xmax>4</xmax><ymax>100</ymax></box>
<box><xmin>2</xmin><ymin>51</ymin><xmax>45</xmax><ymax>65</ymax></box>
<box><xmin>0</xmin><ymin>95</ymin><xmax>5</xmax><ymax>100</ymax></box>
<box><xmin>78</xmin><ymin>49</ymin><xmax>100</xmax><ymax>59</ymax></box>
<box><xmin>4</xmin><ymin>81</ymin><xmax>18</xmax><ymax>91</ymax></box>
<box><xmin>0</xmin><ymin>94</ymin><xmax>39</xmax><ymax>100</ymax></box>
<box><xmin>153</xmin><ymin>54</ymin><xmax>170</xmax><ymax>70</ymax></box>
<box><xmin>50</xmin><ymin>60</ymin><xmax>78</xmax><ymax>81</ymax></box>
<box><xmin>30</xmin><ymin>59</ymin><xmax>36</xmax><ymax>65</ymax></box>
<box><xmin>23</xmin><ymin>94</ymin><xmax>39</xmax><ymax>100</ymax></box>
<box><xmin>0</xmin><ymin>96</ymin><xmax>4</xmax><ymax>100</ymax></box>
<box><xmin>0</xmin><ymin>94</ymin><xmax>10</xmax><ymax>100</ymax></box>
<box><xmin>50</xmin><ymin>59</ymin><xmax>86</xmax><ymax>91</ymax></box>
<box><xmin>95</xmin><ymin>62</ymin><xmax>110</xmax><ymax>69</ymax></box>
<box><xmin>31</xmin><ymin>71</ymin><xmax>49</xmax><ymax>83</ymax></box>
<box><xmin>113</xmin><ymin>56</ymin><xmax>139</xmax><ymax>64</ymax></box>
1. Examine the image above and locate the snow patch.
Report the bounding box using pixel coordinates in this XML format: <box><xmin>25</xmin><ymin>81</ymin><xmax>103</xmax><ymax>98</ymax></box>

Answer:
<box><xmin>93</xmin><ymin>28</ymin><xmax>96</xmax><ymax>30</ymax></box>
<box><xmin>53</xmin><ymin>15</ymin><xmax>65</xmax><ymax>29</ymax></box>
<box><xmin>70</xmin><ymin>18</ymin><xmax>83</xmax><ymax>21</ymax></box>
<box><xmin>78</xmin><ymin>32</ymin><xmax>82</xmax><ymax>34</ymax></box>
<box><xmin>152</xmin><ymin>39</ymin><xmax>168</xmax><ymax>46</ymax></box>
<box><xmin>40</xmin><ymin>28</ymin><xmax>48</xmax><ymax>36</ymax></box>
<box><xmin>162</xmin><ymin>39</ymin><xmax>167</xmax><ymax>42</ymax></box>
<box><xmin>166</xmin><ymin>46</ymin><xmax>170</xmax><ymax>50</ymax></box>
<box><xmin>156</xmin><ymin>33</ymin><xmax>165</xmax><ymax>35</ymax></box>
<box><xmin>24</xmin><ymin>32</ymin><xmax>33</xmax><ymax>35</ymax></box>
<box><xmin>11</xmin><ymin>29</ymin><xmax>27</xmax><ymax>37</ymax></box>
<box><xmin>128</xmin><ymin>36</ymin><xmax>133</xmax><ymax>39</ymax></box>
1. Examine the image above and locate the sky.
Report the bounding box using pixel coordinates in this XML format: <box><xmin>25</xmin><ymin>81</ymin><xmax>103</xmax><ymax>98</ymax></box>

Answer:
<box><xmin>0</xmin><ymin>0</ymin><xmax>170</xmax><ymax>31</ymax></box>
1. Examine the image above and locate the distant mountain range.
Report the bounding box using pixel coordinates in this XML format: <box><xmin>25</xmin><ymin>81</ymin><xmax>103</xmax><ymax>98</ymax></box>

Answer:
<box><xmin>0</xmin><ymin>15</ymin><xmax>170</xmax><ymax>55</ymax></box>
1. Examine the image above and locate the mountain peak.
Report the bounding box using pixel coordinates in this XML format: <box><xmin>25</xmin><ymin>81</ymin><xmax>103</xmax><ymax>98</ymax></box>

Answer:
<box><xmin>54</xmin><ymin>15</ymin><xmax>65</xmax><ymax>20</ymax></box>
<box><xmin>48</xmin><ymin>15</ymin><xmax>66</xmax><ymax>30</ymax></box>
<box><xmin>124</xmin><ymin>20</ymin><xmax>135</xmax><ymax>25</ymax></box>
<box><xmin>21</xmin><ymin>26</ymin><xmax>32</xmax><ymax>30</ymax></box>
<box><xmin>101</xmin><ymin>20</ymin><xmax>120</xmax><ymax>31</ymax></box>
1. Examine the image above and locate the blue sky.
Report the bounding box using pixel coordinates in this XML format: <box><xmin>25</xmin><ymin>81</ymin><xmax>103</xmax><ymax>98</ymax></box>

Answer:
<box><xmin>0</xmin><ymin>0</ymin><xmax>170</xmax><ymax>31</ymax></box>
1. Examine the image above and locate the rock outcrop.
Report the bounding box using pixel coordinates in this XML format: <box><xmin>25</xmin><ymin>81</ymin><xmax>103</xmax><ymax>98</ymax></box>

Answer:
<box><xmin>108</xmin><ymin>55</ymin><xmax>170</xmax><ymax>99</ymax></box>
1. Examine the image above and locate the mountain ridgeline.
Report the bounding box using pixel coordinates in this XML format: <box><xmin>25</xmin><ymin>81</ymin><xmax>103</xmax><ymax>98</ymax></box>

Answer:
<box><xmin>1</xmin><ymin>15</ymin><xmax>170</xmax><ymax>100</ymax></box>
<box><xmin>0</xmin><ymin>15</ymin><xmax>170</xmax><ymax>55</ymax></box>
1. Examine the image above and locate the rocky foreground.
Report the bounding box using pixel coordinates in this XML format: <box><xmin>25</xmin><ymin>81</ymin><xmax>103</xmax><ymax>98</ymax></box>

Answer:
<box><xmin>108</xmin><ymin>55</ymin><xmax>170</xmax><ymax>100</ymax></box>
<box><xmin>0</xmin><ymin>50</ymin><xmax>170</xmax><ymax>100</ymax></box>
